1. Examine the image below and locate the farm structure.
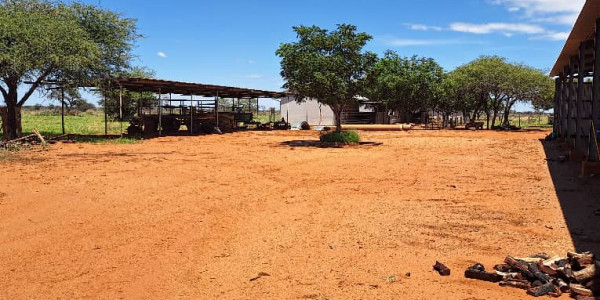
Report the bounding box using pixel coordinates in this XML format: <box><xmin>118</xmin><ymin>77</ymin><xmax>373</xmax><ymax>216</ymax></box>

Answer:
<box><xmin>280</xmin><ymin>97</ymin><xmax>389</xmax><ymax>126</ymax></box>
<box><xmin>112</xmin><ymin>78</ymin><xmax>288</xmax><ymax>136</ymax></box>
<box><xmin>280</xmin><ymin>97</ymin><xmax>464</xmax><ymax>127</ymax></box>
<box><xmin>551</xmin><ymin>0</ymin><xmax>600</xmax><ymax>176</ymax></box>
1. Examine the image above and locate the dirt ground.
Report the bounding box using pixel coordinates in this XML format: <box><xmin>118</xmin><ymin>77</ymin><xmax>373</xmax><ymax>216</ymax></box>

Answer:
<box><xmin>1</xmin><ymin>130</ymin><xmax>598</xmax><ymax>299</ymax></box>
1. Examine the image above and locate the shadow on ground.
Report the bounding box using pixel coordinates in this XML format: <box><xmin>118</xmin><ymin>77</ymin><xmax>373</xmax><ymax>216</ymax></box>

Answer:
<box><xmin>541</xmin><ymin>140</ymin><xmax>600</xmax><ymax>254</ymax></box>
<box><xmin>280</xmin><ymin>140</ymin><xmax>383</xmax><ymax>148</ymax></box>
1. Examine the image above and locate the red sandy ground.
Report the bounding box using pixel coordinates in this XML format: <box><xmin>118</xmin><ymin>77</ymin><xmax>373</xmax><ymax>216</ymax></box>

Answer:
<box><xmin>0</xmin><ymin>130</ymin><xmax>597</xmax><ymax>299</ymax></box>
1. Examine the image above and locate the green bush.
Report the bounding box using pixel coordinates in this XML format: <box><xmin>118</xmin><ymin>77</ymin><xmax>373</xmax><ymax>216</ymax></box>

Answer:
<box><xmin>319</xmin><ymin>130</ymin><xmax>361</xmax><ymax>144</ymax></box>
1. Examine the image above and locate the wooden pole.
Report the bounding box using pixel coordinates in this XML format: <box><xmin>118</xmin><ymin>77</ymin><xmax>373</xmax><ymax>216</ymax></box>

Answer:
<box><xmin>61</xmin><ymin>86</ymin><xmax>65</xmax><ymax>135</ymax></box>
<box><xmin>119</xmin><ymin>85</ymin><xmax>123</xmax><ymax>137</ymax></box>
<box><xmin>576</xmin><ymin>42</ymin><xmax>586</xmax><ymax>153</ymax></box>
<box><xmin>554</xmin><ymin>77</ymin><xmax>561</xmax><ymax>134</ymax></box>
<box><xmin>569</xmin><ymin>57</ymin><xmax>578</xmax><ymax>147</ymax></box>
<box><xmin>562</xmin><ymin>68</ymin><xmax>570</xmax><ymax>140</ymax></box>
<box><xmin>158</xmin><ymin>88</ymin><xmax>162</xmax><ymax>136</ymax></box>
<box><xmin>591</xmin><ymin>18</ymin><xmax>600</xmax><ymax>162</ymax></box>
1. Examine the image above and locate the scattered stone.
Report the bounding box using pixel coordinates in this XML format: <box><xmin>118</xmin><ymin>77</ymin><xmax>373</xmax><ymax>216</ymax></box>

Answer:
<box><xmin>433</xmin><ymin>261</ymin><xmax>451</xmax><ymax>276</ymax></box>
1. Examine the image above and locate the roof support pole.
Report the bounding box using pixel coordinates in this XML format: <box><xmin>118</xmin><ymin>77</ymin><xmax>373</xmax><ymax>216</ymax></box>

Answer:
<box><xmin>576</xmin><ymin>43</ymin><xmax>586</xmax><ymax>153</ymax></box>
<box><xmin>590</xmin><ymin>18</ymin><xmax>600</xmax><ymax>162</ymax></box>
<box><xmin>562</xmin><ymin>67</ymin><xmax>570</xmax><ymax>141</ymax></box>
<box><xmin>215</xmin><ymin>91</ymin><xmax>219</xmax><ymax>132</ymax></box>
<box><xmin>568</xmin><ymin>58</ymin><xmax>578</xmax><ymax>147</ymax></box>
<box><xmin>119</xmin><ymin>84</ymin><xmax>123</xmax><ymax>137</ymax></box>
<box><xmin>554</xmin><ymin>76</ymin><xmax>562</xmax><ymax>136</ymax></box>
<box><xmin>158</xmin><ymin>88</ymin><xmax>162</xmax><ymax>137</ymax></box>
<box><xmin>61</xmin><ymin>86</ymin><xmax>65</xmax><ymax>135</ymax></box>
<box><xmin>104</xmin><ymin>81</ymin><xmax>110</xmax><ymax>137</ymax></box>
<box><xmin>190</xmin><ymin>94</ymin><xmax>193</xmax><ymax>134</ymax></box>
<box><xmin>138</xmin><ymin>91</ymin><xmax>142</xmax><ymax>117</ymax></box>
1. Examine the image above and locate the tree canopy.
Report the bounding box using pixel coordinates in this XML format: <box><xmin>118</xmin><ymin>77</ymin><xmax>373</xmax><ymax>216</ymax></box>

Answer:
<box><xmin>276</xmin><ymin>24</ymin><xmax>377</xmax><ymax>131</ymax></box>
<box><xmin>0</xmin><ymin>0</ymin><xmax>140</xmax><ymax>139</ymax></box>
<box><xmin>448</xmin><ymin>56</ymin><xmax>554</xmax><ymax>127</ymax></box>
<box><xmin>365</xmin><ymin>51</ymin><xmax>445</xmax><ymax>122</ymax></box>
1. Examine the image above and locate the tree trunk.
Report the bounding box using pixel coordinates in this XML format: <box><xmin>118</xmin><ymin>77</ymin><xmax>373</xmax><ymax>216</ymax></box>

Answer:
<box><xmin>2</xmin><ymin>87</ymin><xmax>22</xmax><ymax>140</ymax></box>
<box><xmin>491</xmin><ymin>109</ymin><xmax>498</xmax><ymax>129</ymax></box>
<box><xmin>333</xmin><ymin>105</ymin><xmax>343</xmax><ymax>132</ymax></box>
<box><xmin>502</xmin><ymin>106</ymin><xmax>511</xmax><ymax>127</ymax></box>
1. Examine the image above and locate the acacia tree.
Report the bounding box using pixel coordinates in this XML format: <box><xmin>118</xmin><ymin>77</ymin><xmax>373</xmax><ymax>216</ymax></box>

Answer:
<box><xmin>0</xmin><ymin>0</ymin><xmax>139</xmax><ymax>139</ymax></box>
<box><xmin>365</xmin><ymin>51</ymin><xmax>444</xmax><ymax>122</ymax></box>
<box><xmin>97</xmin><ymin>66</ymin><xmax>156</xmax><ymax>119</ymax></box>
<box><xmin>276</xmin><ymin>24</ymin><xmax>377</xmax><ymax>132</ymax></box>
<box><xmin>450</xmin><ymin>56</ymin><xmax>554</xmax><ymax>128</ymax></box>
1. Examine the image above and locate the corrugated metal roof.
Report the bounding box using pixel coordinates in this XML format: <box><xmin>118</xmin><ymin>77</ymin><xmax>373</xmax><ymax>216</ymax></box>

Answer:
<box><xmin>114</xmin><ymin>77</ymin><xmax>289</xmax><ymax>98</ymax></box>
<box><xmin>550</xmin><ymin>0</ymin><xmax>600</xmax><ymax>77</ymax></box>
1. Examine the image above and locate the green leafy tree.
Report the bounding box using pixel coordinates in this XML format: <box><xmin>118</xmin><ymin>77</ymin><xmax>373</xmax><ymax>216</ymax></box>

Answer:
<box><xmin>98</xmin><ymin>66</ymin><xmax>156</xmax><ymax>119</ymax></box>
<box><xmin>276</xmin><ymin>24</ymin><xmax>377</xmax><ymax>132</ymax></box>
<box><xmin>365</xmin><ymin>51</ymin><xmax>444</xmax><ymax>122</ymax></box>
<box><xmin>449</xmin><ymin>56</ymin><xmax>553</xmax><ymax>128</ymax></box>
<box><xmin>0</xmin><ymin>0</ymin><xmax>139</xmax><ymax>139</ymax></box>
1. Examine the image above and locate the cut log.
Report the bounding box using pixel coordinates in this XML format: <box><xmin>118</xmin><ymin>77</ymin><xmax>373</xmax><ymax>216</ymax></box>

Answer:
<box><xmin>539</xmin><ymin>256</ymin><xmax>562</xmax><ymax>276</ymax></box>
<box><xmin>32</xmin><ymin>128</ymin><xmax>47</xmax><ymax>145</ymax></box>
<box><xmin>530</xmin><ymin>253</ymin><xmax>551</xmax><ymax>260</ymax></box>
<box><xmin>527</xmin><ymin>282</ymin><xmax>559</xmax><ymax>297</ymax></box>
<box><xmin>494</xmin><ymin>264</ymin><xmax>514</xmax><ymax>273</ymax></box>
<box><xmin>569</xmin><ymin>252</ymin><xmax>596</xmax><ymax>267</ymax></box>
<box><xmin>529</xmin><ymin>262</ymin><xmax>552</xmax><ymax>283</ymax></box>
<box><xmin>571</xmin><ymin>284</ymin><xmax>594</xmax><ymax>297</ymax></box>
<box><xmin>560</xmin><ymin>264</ymin><xmax>576</xmax><ymax>280</ymax></box>
<box><xmin>556</xmin><ymin>258</ymin><xmax>569</xmax><ymax>268</ymax></box>
<box><xmin>515</xmin><ymin>256</ymin><xmax>544</xmax><ymax>264</ymax></box>
<box><xmin>505</xmin><ymin>256</ymin><xmax>535</xmax><ymax>279</ymax></box>
<box><xmin>433</xmin><ymin>261</ymin><xmax>450</xmax><ymax>276</ymax></box>
<box><xmin>574</xmin><ymin>264</ymin><xmax>598</xmax><ymax>283</ymax></box>
<box><xmin>465</xmin><ymin>266</ymin><xmax>503</xmax><ymax>283</ymax></box>
<box><xmin>499</xmin><ymin>279</ymin><xmax>530</xmax><ymax>290</ymax></box>
<box><xmin>556</xmin><ymin>278</ymin><xmax>571</xmax><ymax>293</ymax></box>
<box><xmin>496</xmin><ymin>271</ymin><xmax>524</xmax><ymax>280</ymax></box>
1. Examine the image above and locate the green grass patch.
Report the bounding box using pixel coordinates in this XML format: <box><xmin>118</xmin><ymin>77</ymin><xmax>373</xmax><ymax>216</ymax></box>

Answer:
<box><xmin>21</xmin><ymin>114</ymin><xmax>124</xmax><ymax>136</ymax></box>
<box><xmin>320</xmin><ymin>130</ymin><xmax>361</xmax><ymax>144</ymax></box>
<box><xmin>68</xmin><ymin>136</ymin><xmax>139</xmax><ymax>144</ymax></box>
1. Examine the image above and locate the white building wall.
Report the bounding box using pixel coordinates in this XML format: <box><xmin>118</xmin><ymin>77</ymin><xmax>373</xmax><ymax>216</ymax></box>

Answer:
<box><xmin>281</xmin><ymin>97</ymin><xmax>335</xmax><ymax>126</ymax></box>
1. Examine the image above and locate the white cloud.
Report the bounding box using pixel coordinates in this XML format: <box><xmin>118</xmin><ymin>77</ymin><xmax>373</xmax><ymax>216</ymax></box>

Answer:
<box><xmin>450</xmin><ymin>22</ymin><xmax>545</xmax><ymax>35</ymax></box>
<box><xmin>491</xmin><ymin>0</ymin><xmax>585</xmax><ymax>24</ymax></box>
<box><xmin>404</xmin><ymin>23</ymin><xmax>443</xmax><ymax>31</ymax></box>
<box><xmin>245</xmin><ymin>74</ymin><xmax>263</xmax><ymax>79</ymax></box>
<box><xmin>157</xmin><ymin>52</ymin><xmax>167</xmax><ymax>58</ymax></box>
<box><xmin>248</xmin><ymin>59</ymin><xmax>256</xmax><ymax>64</ymax></box>
<box><xmin>529</xmin><ymin>31</ymin><xmax>570</xmax><ymax>41</ymax></box>
<box><xmin>384</xmin><ymin>38</ymin><xmax>474</xmax><ymax>47</ymax></box>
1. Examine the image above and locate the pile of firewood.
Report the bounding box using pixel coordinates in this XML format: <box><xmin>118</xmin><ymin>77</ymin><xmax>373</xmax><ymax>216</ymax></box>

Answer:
<box><xmin>464</xmin><ymin>252</ymin><xmax>599</xmax><ymax>299</ymax></box>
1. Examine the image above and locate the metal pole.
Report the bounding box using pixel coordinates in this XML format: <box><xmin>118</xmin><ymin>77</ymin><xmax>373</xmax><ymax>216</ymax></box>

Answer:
<box><xmin>119</xmin><ymin>85</ymin><xmax>123</xmax><ymax>137</ymax></box>
<box><xmin>158</xmin><ymin>88</ymin><xmax>162</xmax><ymax>136</ymax></box>
<box><xmin>138</xmin><ymin>91</ymin><xmax>142</xmax><ymax>117</ymax></box>
<box><xmin>190</xmin><ymin>94</ymin><xmax>193</xmax><ymax>134</ymax></box>
<box><xmin>215</xmin><ymin>91</ymin><xmax>219</xmax><ymax>131</ymax></box>
<box><xmin>61</xmin><ymin>86</ymin><xmax>65</xmax><ymax>135</ymax></box>
<box><xmin>104</xmin><ymin>82</ymin><xmax>109</xmax><ymax>137</ymax></box>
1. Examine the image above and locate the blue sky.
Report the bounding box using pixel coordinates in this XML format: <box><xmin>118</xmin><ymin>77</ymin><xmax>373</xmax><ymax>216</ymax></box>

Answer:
<box><xmin>29</xmin><ymin>0</ymin><xmax>585</xmax><ymax>110</ymax></box>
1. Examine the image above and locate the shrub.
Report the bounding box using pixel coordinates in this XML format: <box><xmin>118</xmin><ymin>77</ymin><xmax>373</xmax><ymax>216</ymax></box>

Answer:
<box><xmin>319</xmin><ymin>130</ymin><xmax>361</xmax><ymax>144</ymax></box>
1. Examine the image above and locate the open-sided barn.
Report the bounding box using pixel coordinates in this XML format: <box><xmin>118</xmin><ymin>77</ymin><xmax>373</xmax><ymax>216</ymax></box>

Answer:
<box><xmin>551</xmin><ymin>0</ymin><xmax>600</xmax><ymax>175</ymax></box>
